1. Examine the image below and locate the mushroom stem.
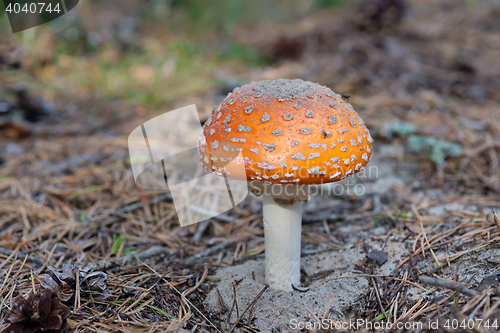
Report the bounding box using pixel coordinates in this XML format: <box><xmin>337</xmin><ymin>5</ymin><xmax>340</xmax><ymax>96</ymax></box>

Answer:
<box><xmin>263</xmin><ymin>192</ymin><xmax>303</xmax><ymax>291</ymax></box>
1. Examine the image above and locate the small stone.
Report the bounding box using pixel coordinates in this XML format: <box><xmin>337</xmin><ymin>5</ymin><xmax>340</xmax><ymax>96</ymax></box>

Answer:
<box><xmin>367</xmin><ymin>250</ymin><xmax>388</xmax><ymax>265</ymax></box>
<box><xmin>300</xmin><ymin>128</ymin><xmax>312</xmax><ymax>135</ymax></box>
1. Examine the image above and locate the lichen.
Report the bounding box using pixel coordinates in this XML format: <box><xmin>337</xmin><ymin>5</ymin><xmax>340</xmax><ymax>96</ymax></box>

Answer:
<box><xmin>407</xmin><ymin>135</ymin><xmax>462</xmax><ymax>166</ymax></box>
<box><xmin>384</xmin><ymin>121</ymin><xmax>416</xmax><ymax>138</ymax></box>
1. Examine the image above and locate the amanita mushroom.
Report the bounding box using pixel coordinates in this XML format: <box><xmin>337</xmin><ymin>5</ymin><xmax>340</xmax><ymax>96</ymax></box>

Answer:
<box><xmin>198</xmin><ymin>79</ymin><xmax>373</xmax><ymax>291</ymax></box>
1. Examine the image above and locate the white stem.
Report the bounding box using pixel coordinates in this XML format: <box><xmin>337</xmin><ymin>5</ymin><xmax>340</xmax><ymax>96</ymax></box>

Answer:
<box><xmin>263</xmin><ymin>192</ymin><xmax>302</xmax><ymax>291</ymax></box>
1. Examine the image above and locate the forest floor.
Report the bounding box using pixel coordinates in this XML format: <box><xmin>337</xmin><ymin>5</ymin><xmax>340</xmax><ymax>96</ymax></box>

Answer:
<box><xmin>1</xmin><ymin>0</ymin><xmax>500</xmax><ymax>332</ymax></box>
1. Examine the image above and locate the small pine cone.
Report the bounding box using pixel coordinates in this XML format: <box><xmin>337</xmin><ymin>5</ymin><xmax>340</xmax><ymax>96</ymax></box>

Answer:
<box><xmin>2</xmin><ymin>289</ymin><xmax>71</xmax><ymax>333</ymax></box>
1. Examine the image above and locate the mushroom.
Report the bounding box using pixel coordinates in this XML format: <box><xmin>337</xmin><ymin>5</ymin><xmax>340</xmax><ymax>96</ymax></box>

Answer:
<box><xmin>198</xmin><ymin>79</ymin><xmax>373</xmax><ymax>291</ymax></box>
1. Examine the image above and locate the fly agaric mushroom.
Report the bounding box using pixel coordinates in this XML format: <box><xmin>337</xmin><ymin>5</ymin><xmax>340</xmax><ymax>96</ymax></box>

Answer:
<box><xmin>198</xmin><ymin>79</ymin><xmax>373</xmax><ymax>291</ymax></box>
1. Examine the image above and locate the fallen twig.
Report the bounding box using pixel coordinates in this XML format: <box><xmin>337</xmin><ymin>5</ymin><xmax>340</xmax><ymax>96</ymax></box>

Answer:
<box><xmin>185</xmin><ymin>241</ymin><xmax>232</xmax><ymax>263</ymax></box>
<box><xmin>113</xmin><ymin>193</ymin><xmax>173</xmax><ymax>215</ymax></box>
<box><xmin>0</xmin><ymin>247</ymin><xmax>46</xmax><ymax>266</ymax></box>
<box><xmin>228</xmin><ymin>284</ymin><xmax>269</xmax><ymax>333</ymax></box>
<box><xmin>419</xmin><ymin>276</ymin><xmax>479</xmax><ymax>297</ymax></box>
<box><xmin>84</xmin><ymin>246</ymin><xmax>171</xmax><ymax>271</ymax></box>
<box><xmin>33</xmin><ymin>154</ymin><xmax>102</xmax><ymax>175</ymax></box>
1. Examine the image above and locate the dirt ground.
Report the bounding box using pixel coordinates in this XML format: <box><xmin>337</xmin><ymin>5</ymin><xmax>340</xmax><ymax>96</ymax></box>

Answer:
<box><xmin>1</xmin><ymin>0</ymin><xmax>500</xmax><ymax>332</ymax></box>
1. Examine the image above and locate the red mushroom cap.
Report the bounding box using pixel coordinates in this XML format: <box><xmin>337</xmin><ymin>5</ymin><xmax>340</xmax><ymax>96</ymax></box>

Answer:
<box><xmin>198</xmin><ymin>79</ymin><xmax>373</xmax><ymax>185</ymax></box>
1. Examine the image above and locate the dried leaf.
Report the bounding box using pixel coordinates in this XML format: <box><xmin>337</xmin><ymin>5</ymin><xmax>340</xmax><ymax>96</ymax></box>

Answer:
<box><xmin>41</xmin><ymin>274</ymin><xmax>73</xmax><ymax>302</ymax></box>
<box><xmin>41</xmin><ymin>263</ymin><xmax>107</xmax><ymax>304</ymax></box>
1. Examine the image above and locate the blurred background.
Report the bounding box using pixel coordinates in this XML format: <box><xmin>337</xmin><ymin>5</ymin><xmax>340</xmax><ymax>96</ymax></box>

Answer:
<box><xmin>1</xmin><ymin>0</ymin><xmax>499</xmax><ymax>196</ymax></box>
<box><xmin>1</xmin><ymin>0</ymin><xmax>500</xmax><ymax>330</ymax></box>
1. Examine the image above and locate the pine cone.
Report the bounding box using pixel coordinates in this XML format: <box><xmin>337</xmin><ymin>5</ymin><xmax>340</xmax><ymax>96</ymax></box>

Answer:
<box><xmin>2</xmin><ymin>289</ymin><xmax>70</xmax><ymax>333</ymax></box>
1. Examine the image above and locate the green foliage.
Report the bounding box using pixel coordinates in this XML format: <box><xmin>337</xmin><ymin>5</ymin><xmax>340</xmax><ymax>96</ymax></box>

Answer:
<box><xmin>371</xmin><ymin>310</ymin><xmax>392</xmax><ymax>322</ymax></box>
<box><xmin>158</xmin><ymin>0</ymin><xmax>356</xmax><ymax>35</ymax></box>
<box><xmin>78</xmin><ymin>211</ymin><xmax>90</xmax><ymax>223</ymax></box>
<box><xmin>170</xmin><ymin>39</ymin><xmax>205</xmax><ymax>60</ymax></box>
<box><xmin>217</xmin><ymin>42</ymin><xmax>270</xmax><ymax>65</ymax></box>
<box><xmin>408</xmin><ymin>135</ymin><xmax>462</xmax><ymax>167</ymax></box>
<box><xmin>314</xmin><ymin>0</ymin><xmax>354</xmax><ymax>9</ymax></box>
<box><xmin>393</xmin><ymin>211</ymin><xmax>410</xmax><ymax>218</ymax></box>
<box><xmin>383</xmin><ymin>120</ymin><xmax>416</xmax><ymax>138</ymax></box>
<box><xmin>168</xmin><ymin>0</ymin><xmax>245</xmax><ymax>35</ymax></box>
<box><xmin>111</xmin><ymin>235</ymin><xmax>135</xmax><ymax>255</ymax></box>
